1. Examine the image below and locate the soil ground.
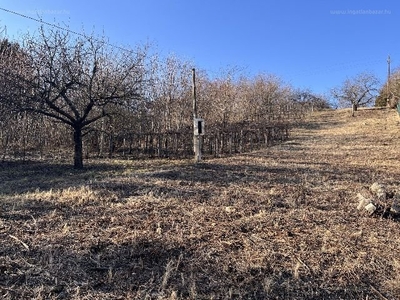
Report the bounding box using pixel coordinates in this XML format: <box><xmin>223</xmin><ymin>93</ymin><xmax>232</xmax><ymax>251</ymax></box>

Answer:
<box><xmin>1</xmin><ymin>108</ymin><xmax>400</xmax><ymax>299</ymax></box>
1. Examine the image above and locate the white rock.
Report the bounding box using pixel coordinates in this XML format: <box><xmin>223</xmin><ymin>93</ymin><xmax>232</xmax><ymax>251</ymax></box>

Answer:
<box><xmin>225</xmin><ymin>206</ymin><xmax>236</xmax><ymax>213</ymax></box>
<box><xmin>357</xmin><ymin>193</ymin><xmax>371</xmax><ymax>210</ymax></box>
<box><xmin>370</xmin><ymin>182</ymin><xmax>386</xmax><ymax>200</ymax></box>
<box><xmin>365</xmin><ymin>203</ymin><xmax>376</xmax><ymax>214</ymax></box>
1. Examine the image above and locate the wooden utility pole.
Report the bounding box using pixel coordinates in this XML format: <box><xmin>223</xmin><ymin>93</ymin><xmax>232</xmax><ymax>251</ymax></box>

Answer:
<box><xmin>387</xmin><ymin>55</ymin><xmax>391</xmax><ymax>105</ymax></box>
<box><xmin>192</xmin><ymin>68</ymin><xmax>201</xmax><ymax>162</ymax></box>
<box><xmin>192</xmin><ymin>68</ymin><xmax>197</xmax><ymax>120</ymax></box>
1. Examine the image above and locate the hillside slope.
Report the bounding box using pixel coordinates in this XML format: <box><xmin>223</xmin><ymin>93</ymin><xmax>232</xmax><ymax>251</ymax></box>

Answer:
<box><xmin>1</xmin><ymin>108</ymin><xmax>400</xmax><ymax>299</ymax></box>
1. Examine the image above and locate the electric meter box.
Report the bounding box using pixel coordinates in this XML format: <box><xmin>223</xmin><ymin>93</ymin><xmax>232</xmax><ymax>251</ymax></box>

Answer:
<box><xmin>194</xmin><ymin>118</ymin><xmax>205</xmax><ymax>136</ymax></box>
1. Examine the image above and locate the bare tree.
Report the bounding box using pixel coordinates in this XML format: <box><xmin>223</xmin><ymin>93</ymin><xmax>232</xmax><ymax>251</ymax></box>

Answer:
<box><xmin>375</xmin><ymin>68</ymin><xmax>400</xmax><ymax>108</ymax></box>
<box><xmin>0</xmin><ymin>39</ymin><xmax>26</xmax><ymax>159</ymax></box>
<box><xmin>206</xmin><ymin>75</ymin><xmax>238</xmax><ymax>127</ymax></box>
<box><xmin>332</xmin><ymin>73</ymin><xmax>379</xmax><ymax>116</ymax></box>
<box><xmin>241</xmin><ymin>74</ymin><xmax>292</xmax><ymax>123</ymax></box>
<box><xmin>148</xmin><ymin>54</ymin><xmax>193</xmax><ymax>133</ymax></box>
<box><xmin>291</xmin><ymin>88</ymin><xmax>331</xmax><ymax>112</ymax></box>
<box><xmin>0</xmin><ymin>39</ymin><xmax>25</xmax><ymax>110</ymax></box>
<box><xmin>6</xmin><ymin>28</ymin><xmax>147</xmax><ymax>168</ymax></box>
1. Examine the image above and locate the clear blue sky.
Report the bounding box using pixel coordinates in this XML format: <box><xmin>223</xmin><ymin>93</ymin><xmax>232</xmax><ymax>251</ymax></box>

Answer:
<box><xmin>1</xmin><ymin>0</ymin><xmax>399</xmax><ymax>95</ymax></box>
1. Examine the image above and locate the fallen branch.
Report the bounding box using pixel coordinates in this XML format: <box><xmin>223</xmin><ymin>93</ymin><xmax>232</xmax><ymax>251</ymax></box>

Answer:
<box><xmin>295</xmin><ymin>256</ymin><xmax>313</xmax><ymax>274</ymax></box>
<box><xmin>370</xmin><ymin>284</ymin><xmax>389</xmax><ymax>300</ymax></box>
<box><xmin>9</xmin><ymin>234</ymin><xmax>29</xmax><ymax>251</ymax></box>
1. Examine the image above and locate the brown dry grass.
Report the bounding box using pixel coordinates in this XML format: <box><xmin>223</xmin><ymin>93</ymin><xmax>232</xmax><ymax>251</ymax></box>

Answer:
<box><xmin>1</xmin><ymin>108</ymin><xmax>400</xmax><ymax>299</ymax></box>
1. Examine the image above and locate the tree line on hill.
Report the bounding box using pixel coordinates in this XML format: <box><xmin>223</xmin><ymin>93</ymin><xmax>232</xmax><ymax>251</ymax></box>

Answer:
<box><xmin>331</xmin><ymin>69</ymin><xmax>400</xmax><ymax>116</ymax></box>
<box><xmin>375</xmin><ymin>68</ymin><xmax>400</xmax><ymax>109</ymax></box>
<box><xmin>0</xmin><ymin>27</ymin><xmax>332</xmax><ymax>168</ymax></box>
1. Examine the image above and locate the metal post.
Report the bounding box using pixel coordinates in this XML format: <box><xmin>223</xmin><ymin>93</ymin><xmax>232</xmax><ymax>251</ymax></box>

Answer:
<box><xmin>192</xmin><ymin>68</ymin><xmax>197</xmax><ymax>119</ymax></box>
<box><xmin>192</xmin><ymin>68</ymin><xmax>201</xmax><ymax>162</ymax></box>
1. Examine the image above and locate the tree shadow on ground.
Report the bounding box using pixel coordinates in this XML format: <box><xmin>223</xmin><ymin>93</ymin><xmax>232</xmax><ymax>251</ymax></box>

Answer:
<box><xmin>0</xmin><ymin>225</ymin><xmax>384</xmax><ymax>299</ymax></box>
<box><xmin>145</xmin><ymin>160</ymin><xmax>382</xmax><ymax>188</ymax></box>
<box><xmin>295</xmin><ymin>115</ymin><xmax>344</xmax><ymax>131</ymax></box>
<box><xmin>0</xmin><ymin>160</ymin><xmax>124</xmax><ymax>196</ymax></box>
<box><xmin>0</xmin><ymin>157</ymin><xmax>396</xmax><ymax>299</ymax></box>
<box><xmin>148</xmin><ymin>162</ymin><xmax>303</xmax><ymax>185</ymax></box>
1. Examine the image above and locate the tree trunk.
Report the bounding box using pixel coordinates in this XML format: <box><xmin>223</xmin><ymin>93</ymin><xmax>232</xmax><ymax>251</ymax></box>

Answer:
<box><xmin>108</xmin><ymin>132</ymin><xmax>114</xmax><ymax>159</ymax></box>
<box><xmin>352</xmin><ymin>103</ymin><xmax>357</xmax><ymax>117</ymax></box>
<box><xmin>73</xmin><ymin>126</ymin><xmax>84</xmax><ymax>169</ymax></box>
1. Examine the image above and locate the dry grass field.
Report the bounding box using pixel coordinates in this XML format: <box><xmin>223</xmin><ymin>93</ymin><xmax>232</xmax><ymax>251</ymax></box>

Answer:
<box><xmin>1</xmin><ymin>108</ymin><xmax>400</xmax><ymax>299</ymax></box>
